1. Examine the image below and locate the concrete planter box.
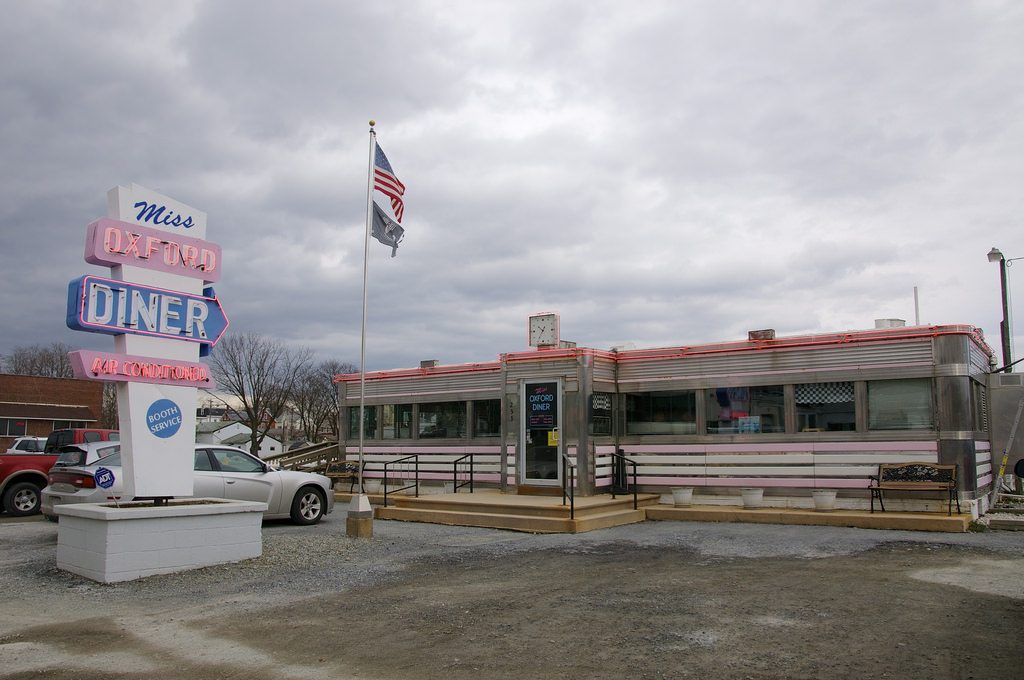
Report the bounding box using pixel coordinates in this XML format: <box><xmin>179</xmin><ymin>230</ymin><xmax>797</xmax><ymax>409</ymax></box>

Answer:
<box><xmin>56</xmin><ymin>498</ymin><xmax>267</xmax><ymax>583</ymax></box>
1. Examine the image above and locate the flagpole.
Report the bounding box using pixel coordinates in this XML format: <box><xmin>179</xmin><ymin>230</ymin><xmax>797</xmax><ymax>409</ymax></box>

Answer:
<box><xmin>358</xmin><ymin>120</ymin><xmax>377</xmax><ymax>494</ymax></box>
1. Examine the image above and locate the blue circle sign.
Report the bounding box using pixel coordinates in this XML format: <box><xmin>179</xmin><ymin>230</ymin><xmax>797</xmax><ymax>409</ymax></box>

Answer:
<box><xmin>95</xmin><ymin>467</ymin><xmax>115</xmax><ymax>490</ymax></box>
<box><xmin>147</xmin><ymin>398</ymin><xmax>182</xmax><ymax>438</ymax></box>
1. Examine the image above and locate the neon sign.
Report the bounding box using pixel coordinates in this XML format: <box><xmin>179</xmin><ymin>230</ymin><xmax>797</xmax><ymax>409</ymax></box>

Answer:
<box><xmin>66</xmin><ymin>275</ymin><xmax>229</xmax><ymax>347</ymax></box>
<box><xmin>69</xmin><ymin>350</ymin><xmax>215</xmax><ymax>388</ymax></box>
<box><xmin>84</xmin><ymin>218</ymin><xmax>220</xmax><ymax>281</ymax></box>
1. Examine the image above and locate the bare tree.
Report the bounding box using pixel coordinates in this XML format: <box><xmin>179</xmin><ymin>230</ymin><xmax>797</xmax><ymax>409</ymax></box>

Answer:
<box><xmin>320</xmin><ymin>359</ymin><xmax>354</xmax><ymax>437</ymax></box>
<box><xmin>3</xmin><ymin>342</ymin><xmax>74</xmax><ymax>377</ymax></box>
<box><xmin>207</xmin><ymin>333</ymin><xmax>313</xmax><ymax>457</ymax></box>
<box><xmin>291</xmin><ymin>359</ymin><xmax>354</xmax><ymax>441</ymax></box>
<box><xmin>100</xmin><ymin>383</ymin><xmax>118</xmax><ymax>429</ymax></box>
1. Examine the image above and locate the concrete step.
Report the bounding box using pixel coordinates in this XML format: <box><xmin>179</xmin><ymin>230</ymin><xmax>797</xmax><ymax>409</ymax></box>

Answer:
<box><xmin>375</xmin><ymin>507</ymin><xmax>573</xmax><ymax>533</ymax></box>
<box><xmin>988</xmin><ymin>517</ymin><xmax>1024</xmax><ymax>530</ymax></box>
<box><xmin>572</xmin><ymin>508</ymin><xmax>648</xmax><ymax>533</ymax></box>
<box><xmin>383</xmin><ymin>494</ymin><xmax>657</xmax><ymax>519</ymax></box>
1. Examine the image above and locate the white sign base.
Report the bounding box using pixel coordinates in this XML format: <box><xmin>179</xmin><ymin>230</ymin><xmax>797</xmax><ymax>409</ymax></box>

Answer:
<box><xmin>56</xmin><ymin>499</ymin><xmax>265</xmax><ymax>583</ymax></box>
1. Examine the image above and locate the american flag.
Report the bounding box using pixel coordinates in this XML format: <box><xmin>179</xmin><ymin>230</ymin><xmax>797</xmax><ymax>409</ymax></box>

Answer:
<box><xmin>373</xmin><ymin>143</ymin><xmax>405</xmax><ymax>223</ymax></box>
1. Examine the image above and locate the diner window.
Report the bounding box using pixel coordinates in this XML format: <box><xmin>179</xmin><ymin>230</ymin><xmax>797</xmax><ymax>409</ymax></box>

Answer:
<box><xmin>347</xmin><ymin>405</ymin><xmax>378</xmax><ymax>438</ymax></box>
<box><xmin>1</xmin><ymin>418</ymin><xmax>27</xmax><ymax>437</ymax></box>
<box><xmin>418</xmin><ymin>401</ymin><xmax>466</xmax><ymax>439</ymax></box>
<box><xmin>382</xmin><ymin>404</ymin><xmax>413</xmax><ymax>439</ymax></box>
<box><xmin>795</xmin><ymin>382</ymin><xmax>855</xmax><ymax>432</ymax></box>
<box><xmin>590</xmin><ymin>393</ymin><xmax>614</xmax><ymax>436</ymax></box>
<box><xmin>706</xmin><ymin>386</ymin><xmax>785</xmax><ymax>434</ymax></box>
<box><xmin>868</xmin><ymin>379</ymin><xmax>934</xmax><ymax>430</ymax></box>
<box><xmin>472</xmin><ymin>400</ymin><xmax>501</xmax><ymax>437</ymax></box>
<box><xmin>626</xmin><ymin>391</ymin><xmax>696</xmax><ymax>435</ymax></box>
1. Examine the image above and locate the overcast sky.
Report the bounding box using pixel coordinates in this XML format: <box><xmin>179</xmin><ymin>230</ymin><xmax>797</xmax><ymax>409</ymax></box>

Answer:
<box><xmin>1</xmin><ymin>1</ymin><xmax>1022</xmax><ymax>372</ymax></box>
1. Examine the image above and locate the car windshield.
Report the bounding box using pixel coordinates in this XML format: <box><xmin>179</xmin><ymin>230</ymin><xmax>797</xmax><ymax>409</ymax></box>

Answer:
<box><xmin>91</xmin><ymin>451</ymin><xmax>122</xmax><ymax>467</ymax></box>
<box><xmin>55</xmin><ymin>448</ymin><xmax>87</xmax><ymax>467</ymax></box>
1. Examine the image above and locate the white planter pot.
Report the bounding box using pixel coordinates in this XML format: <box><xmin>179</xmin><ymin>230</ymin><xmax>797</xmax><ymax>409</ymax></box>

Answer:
<box><xmin>671</xmin><ymin>487</ymin><xmax>694</xmax><ymax>507</ymax></box>
<box><xmin>741</xmin><ymin>487</ymin><xmax>764</xmax><ymax>508</ymax></box>
<box><xmin>812</xmin><ymin>489</ymin><xmax>838</xmax><ymax>512</ymax></box>
<box><xmin>362</xmin><ymin>479</ymin><xmax>382</xmax><ymax>494</ymax></box>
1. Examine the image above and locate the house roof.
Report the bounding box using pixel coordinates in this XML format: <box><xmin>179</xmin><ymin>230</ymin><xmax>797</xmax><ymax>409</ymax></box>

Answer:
<box><xmin>221</xmin><ymin>432</ymin><xmax>281</xmax><ymax>446</ymax></box>
<box><xmin>196</xmin><ymin>421</ymin><xmax>235</xmax><ymax>434</ymax></box>
<box><xmin>0</xmin><ymin>402</ymin><xmax>96</xmax><ymax>422</ymax></box>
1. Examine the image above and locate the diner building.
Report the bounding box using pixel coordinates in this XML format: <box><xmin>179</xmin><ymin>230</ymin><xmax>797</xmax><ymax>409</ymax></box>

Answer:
<box><xmin>336</xmin><ymin>318</ymin><xmax>1008</xmax><ymax>514</ymax></box>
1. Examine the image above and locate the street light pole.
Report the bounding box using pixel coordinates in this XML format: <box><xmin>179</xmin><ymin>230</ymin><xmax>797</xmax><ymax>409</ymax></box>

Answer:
<box><xmin>988</xmin><ymin>247</ymin><xmax>1016</xmax><ymax>372</ymax></box>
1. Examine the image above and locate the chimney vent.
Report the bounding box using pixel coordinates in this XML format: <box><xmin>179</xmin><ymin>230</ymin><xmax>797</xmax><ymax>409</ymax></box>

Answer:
<box><xmin>420</xmin><ymin>359</ymin><xmax>439</xmax><ymax>368</ymax></box>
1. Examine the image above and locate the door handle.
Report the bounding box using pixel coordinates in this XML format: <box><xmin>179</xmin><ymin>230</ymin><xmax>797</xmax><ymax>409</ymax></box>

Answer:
<box><xmin>226</xmin><ymin>480</ymin><xmax>236</xmax><ymax>484</ymax></box>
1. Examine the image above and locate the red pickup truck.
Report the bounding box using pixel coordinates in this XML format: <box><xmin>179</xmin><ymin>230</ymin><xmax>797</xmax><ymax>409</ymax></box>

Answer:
<box><xmin>0</xmin><ymin>428</ymin><xmax>118</xmax><ymax>516</ymax></box>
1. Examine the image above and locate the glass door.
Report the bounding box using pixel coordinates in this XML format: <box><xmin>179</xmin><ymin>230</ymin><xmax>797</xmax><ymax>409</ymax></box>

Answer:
<box><xmin>521</xmin><ymin>380</ymin><xmax>561</xmax><ymax>485</ymax></box>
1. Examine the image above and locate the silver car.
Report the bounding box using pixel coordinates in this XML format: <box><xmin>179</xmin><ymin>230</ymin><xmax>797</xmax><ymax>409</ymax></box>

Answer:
<box><xmin>42</xmin><ymin>445</ymin><xmax>334</xmax><ymax>525</ymax></box>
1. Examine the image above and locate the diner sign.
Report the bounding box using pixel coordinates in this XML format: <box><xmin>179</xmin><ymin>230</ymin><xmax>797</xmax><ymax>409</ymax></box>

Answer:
<box><xmin>527</xmin><ymin>382</ymin><xmax>558</xmax><ymax>428</ymax></box>
<box><xmin>66</xmin><ymin>275</ymin><xmax>229</xmax><ymax>346</ymax></box>
<box><xmin>84</xmin><ymin>218</ymin><xmax>221</xmax><ymax>281</ymax></box>
<box><xmin>69</xmin><ymin>349</ymin><xmax>214</xmax><ymax>388</ymax></box>
<box><xmin>64</xmin><ymin>183</ymin><xmax>222</xmax><ymax>499</ymax></box>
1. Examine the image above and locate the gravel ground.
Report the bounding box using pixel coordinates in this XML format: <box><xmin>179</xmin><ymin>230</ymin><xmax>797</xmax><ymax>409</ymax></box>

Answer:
<box><xmin>1</xmin><ymin>513</ymin><xmax>1023</xmax><ymax>679</ymax></box>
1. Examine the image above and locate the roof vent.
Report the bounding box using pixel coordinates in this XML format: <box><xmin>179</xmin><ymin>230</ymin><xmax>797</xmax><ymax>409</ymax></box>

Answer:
<box><xmin>419</xmin><ymin>360</ymin><xmax>439</xmax><ymax>369</ymax></box>
<box><xmin>748</xmin><ymin>329</ymin><xmax>776</xmax><ymax>341</ymax></box>
<box><xmin>874</xmin><ymin>319</ymin><xmax>906</xmax><ymax>329</ymax></box>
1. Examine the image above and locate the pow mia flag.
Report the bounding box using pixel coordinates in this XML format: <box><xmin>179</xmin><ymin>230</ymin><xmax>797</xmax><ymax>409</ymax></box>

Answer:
<box><xmin>372</xmin><ymin>201</ymin><xmax>405</xmax><ymax>257</ymax></box>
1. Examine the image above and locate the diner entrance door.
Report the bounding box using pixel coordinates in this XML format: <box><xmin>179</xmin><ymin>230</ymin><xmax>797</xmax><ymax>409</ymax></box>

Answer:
<box><xmin>520</xmin><ymin>380</ymin><xmax>562</xmax><ymax>486</ymax></box>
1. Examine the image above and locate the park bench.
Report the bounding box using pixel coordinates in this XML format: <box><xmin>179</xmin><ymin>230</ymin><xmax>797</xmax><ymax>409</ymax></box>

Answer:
<box><xmin>869</xmin><ymin>462</ymin><xmax>960</xmax><ymax>515</ymax></box>
<box><xmin>323</xmin><ymin>461</ymin><xmax>361</xmax><ymax>493</ymax></box>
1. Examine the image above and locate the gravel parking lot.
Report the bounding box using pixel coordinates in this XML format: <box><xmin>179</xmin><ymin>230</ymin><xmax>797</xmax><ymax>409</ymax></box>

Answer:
<box><xmin>1</xmin><ymin>513</ymin><xmax>1023</xmax><ymax>679</ymax></box>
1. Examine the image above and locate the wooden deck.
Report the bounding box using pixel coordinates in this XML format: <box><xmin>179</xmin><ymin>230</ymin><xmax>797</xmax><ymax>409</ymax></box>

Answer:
<box><xmin>332</xmin><ymin>490</ymin><xmax>972</xmax><ymax>533</ymax></box>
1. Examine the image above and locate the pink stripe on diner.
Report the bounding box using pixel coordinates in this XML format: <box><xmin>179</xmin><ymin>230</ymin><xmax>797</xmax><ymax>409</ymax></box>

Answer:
<box><xmin>350</xmin><ymin>446</ymin><xmax>504</xmax><ymax>456</ymax></box>
<box><xmin>705</xmin><ymin>443</ymin><xmax>813</xmax><ymax>453</ymax></box>
<box><xmin>974</xmin><ymin>441</ymin><xmax>991</xmax><ymax>451</ymax></box>
<box><xmin>634</xmin><ymin>477</ymin><xmax>871</xmax><ymax>489</ymax></box>
<box><xmin>811</xmin><ymin>441</ymin><xmax>937</xmax><ymax>452</ymax></box>
<box><xmin>977</xmin><ymin>474</ymin><xmax>992</xmax><ymax>488</ymax></box>
<box><xmin>362</xmin><ymin>471</ymin><xmax>501</xmax><ymax>482</ymax></box>
<box><xmin>621</xmin><ymin>444</ymin><xmax>705</xmax><ymax>454</ymax></box>
<box><xmin>636</xmin><ymin>477</ymin><xmax>710</xmax><ymax>487</ymax></box>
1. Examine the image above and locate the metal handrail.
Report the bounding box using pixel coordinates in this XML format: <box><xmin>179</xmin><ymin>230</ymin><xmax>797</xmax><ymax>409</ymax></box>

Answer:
<box><xmin>452</xmin><ymin>453</ymin><xmax>476</xmax><ymax>493</ymax></box>
<box><xmin>561</xmin><ymin>453</ymin><xmax>576</xmax><ymax>520</ymax></box>
<box><xmin>382</xmin><ymin>454</ymin><xmax>419</xmax><ymax>507</ymax></box>
<box><xmin>610</xmin><ymin>449</ymin><xmax>639</xmax><ymax>510</ymax></box>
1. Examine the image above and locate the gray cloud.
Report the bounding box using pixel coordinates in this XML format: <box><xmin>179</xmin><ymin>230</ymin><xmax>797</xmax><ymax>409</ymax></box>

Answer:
<box><xmin>1</xmin><ymin>0</ymin><xmax>1022</xmax><ymax>373</ymax></box>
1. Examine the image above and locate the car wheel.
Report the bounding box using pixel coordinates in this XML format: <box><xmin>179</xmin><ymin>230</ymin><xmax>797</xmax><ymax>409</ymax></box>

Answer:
<box><xmin>290</xmin><ymin>486</ymin><xmax>326</xmax><ymax>525</ymax></box>
<box><xmin>3</xmin><ymin>481</ymin><xmax>42</xmax><ymax>516</ymax></box>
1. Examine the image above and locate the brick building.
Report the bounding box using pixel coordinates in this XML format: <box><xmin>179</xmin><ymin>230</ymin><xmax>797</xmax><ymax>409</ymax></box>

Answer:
<box><xmin>0</xmin><ymin>374</ymin><xmax>104</xmax><ymax>450</ymax></box>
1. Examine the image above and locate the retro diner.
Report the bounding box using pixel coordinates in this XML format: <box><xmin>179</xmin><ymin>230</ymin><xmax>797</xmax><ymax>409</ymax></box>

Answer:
<box><xmin>336</xmin><ymin>320</ymin><xmax>996</xmax><ymax>511</ymax></box>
